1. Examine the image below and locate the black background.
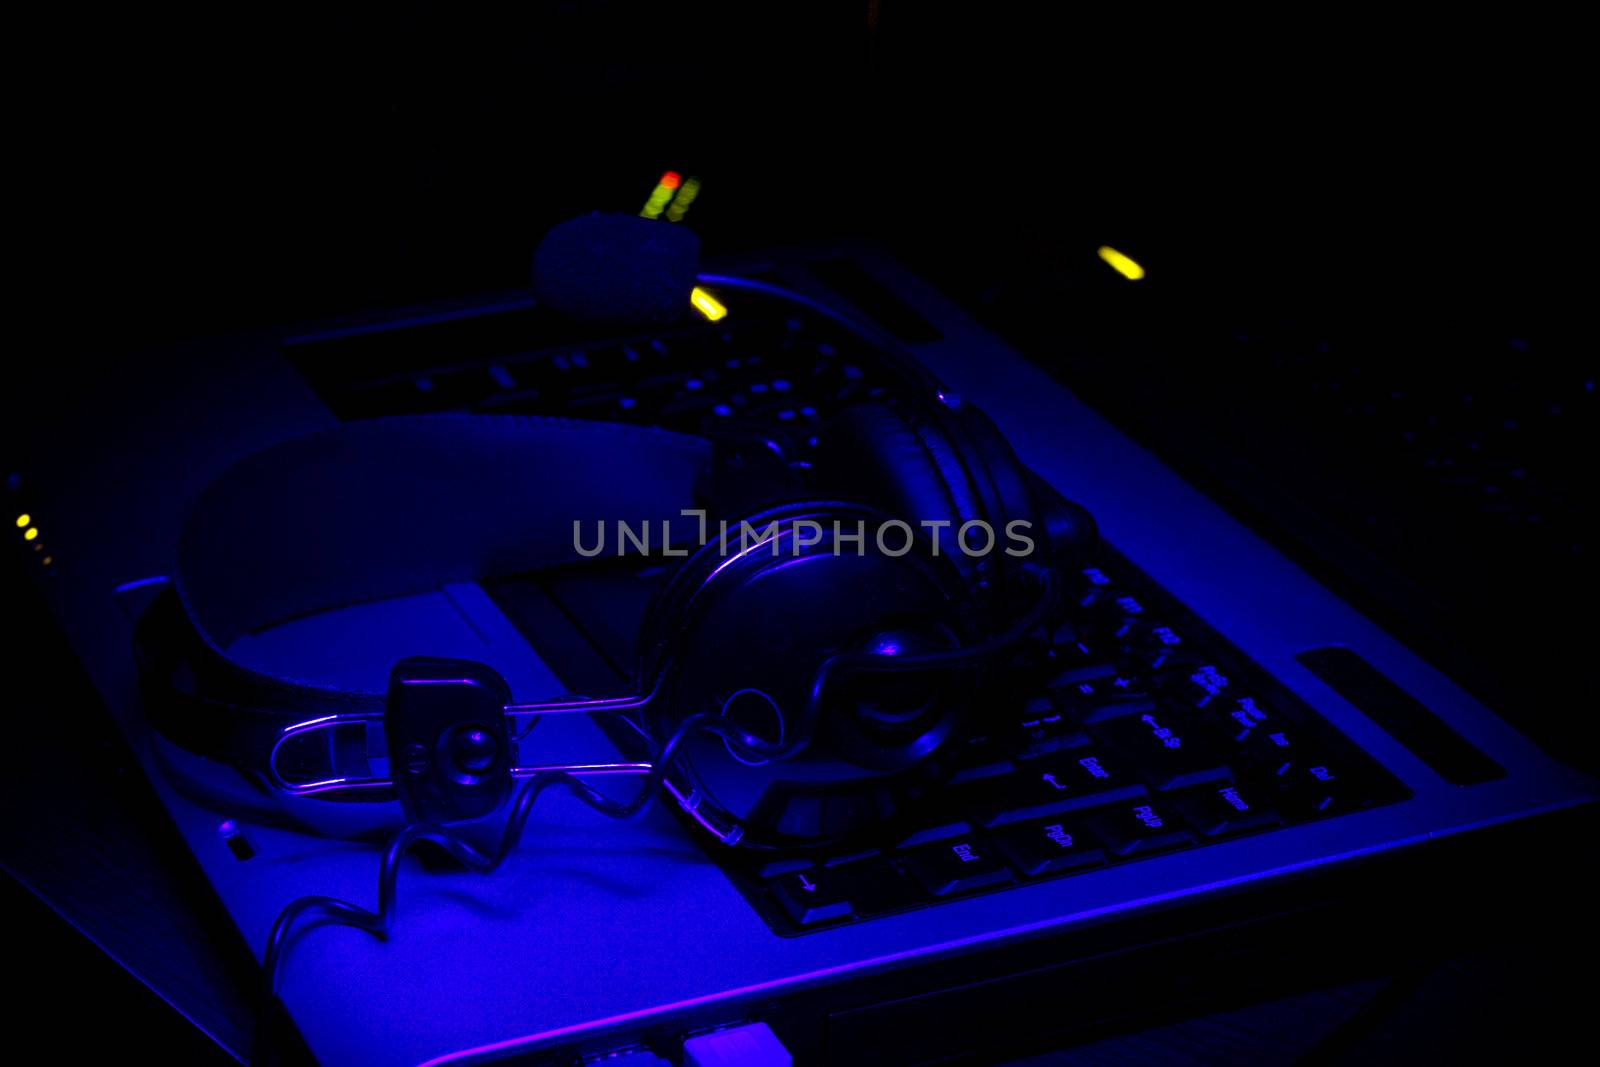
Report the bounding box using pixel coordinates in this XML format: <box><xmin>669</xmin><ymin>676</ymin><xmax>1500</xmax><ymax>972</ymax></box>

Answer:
<box><xmin>15</xmin><ymin>3</ymin><xmax>1584</xmax><ymax>352</ymax></box>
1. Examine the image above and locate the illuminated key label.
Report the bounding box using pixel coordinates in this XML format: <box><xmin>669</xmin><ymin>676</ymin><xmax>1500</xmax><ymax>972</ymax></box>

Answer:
<box><xmin>1231</xmin><ymin>696</ymin><xmax>1269</xmax><ymax>730</ymax></box>
<box><xmin>1219</xmin><ymin>786</ymin><xmax>1250</xmax><ymax>812</ymax></box>
<box><xmin>1044</xmin><ymin>823</ymin><xmax>1074</xmax><ymax>848</ymax></box>
<box><xmin>1140</xmin><ymin>713</ymin><xmax>1182</xmax><ymax>749</ymax></box>
<box><xmin>1079</xmin><ymin>755</ymin><xmax>1110</xmax><ymax>779</ymax></box>
<box><xmin>1191</xmin><ymin>665</ymin><xmax>1230</xmax><ymax>696</ymax></box>
<box><xmin>1134</xmin><ymin>804</ymin><xmax>1164</xmax><ymax>828</ymax></box>
<box><xmin>952</xmin><ymin>842</ymin><xmax>980</xmax><ymax>863</ymax></box>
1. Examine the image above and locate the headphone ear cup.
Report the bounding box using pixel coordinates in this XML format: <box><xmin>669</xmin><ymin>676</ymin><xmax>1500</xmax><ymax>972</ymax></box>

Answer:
<box><xmin>636</xmin><ymin>501</ymin><xmax>838</xmax><ymax>692</ymax></box>
<box><xmin>821</xmin><ymin>403</ymin><xmax>984</xmax><ymax>578</ymax></box>
<box><xmin>942</xmin><ymin>401</ymin><xmax>1046</xmax><ymax>570</ymax></box>
<box><xmin>635</xmin><ymin>504</ymin><xmax>980</xmax><ymax>850</ymax></box>
<box><xmin>821</xmin><ymin>400</ymin><xmax>1042</xmax><ymax>604</ymax></box>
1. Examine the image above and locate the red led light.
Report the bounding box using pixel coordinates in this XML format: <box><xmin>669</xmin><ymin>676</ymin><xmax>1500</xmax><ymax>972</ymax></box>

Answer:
<box><xmin>659</xmin><ymin>171</ymin><xmax>682</xmax><ymax>190</ymax></box>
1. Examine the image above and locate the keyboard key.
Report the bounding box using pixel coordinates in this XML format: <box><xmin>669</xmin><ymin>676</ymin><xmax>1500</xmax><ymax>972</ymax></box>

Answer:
<box><xmin>1047</xmin><ymin>663</ymin><xmax>1117</xmax><ymax>695</ymax></box>
<box><xmin>1048</xmin><ymin>622</ymin><xmax>1122</xmax><ymax>667</ymax></box>
<box><xmin>1202</xmin><ymin>693</ymin><xmax>1279</xmax><ymax>744</ymax></box>
<box><xmin>1136</xmin><ymin>642</ymin><xmax>1189</xmax><ymax>672</ymax></box>
<box><xmin>1099</xmin><ymin>671</ymin><xmax>1152</xmax><ymax>699</ymax></box>
<box><xmin>896</xmin><ymin>820</ymin><xmax>973</xmax><ymax>848</ymax></box>
<box><xmin>1084</xmin><ymin>798</ymin><xmax>1194</xmax><ymax>856</ymax></box>
<box><xmin>1085</xmin><ymin>592</ymin><xmax>1151</xmax><ymax>642</ymax></box>
<box><xmin>949</xmin><ymin>729</ymin><xmax>1008</xmax><ymax>768</ymax></box>
<box><xmin>1172</xmin><ymin>780</ymin><xmax>1281</xmax><ymax>836</ymax></box>
<box><xmin>1243</xmin><ymin>725</ymin><xmax>1312</xmax><ymax>776</ymax></box>
<box><xmin>839</xmin><ymin>855</ymin><xmax>925</xmax><ymax>913</ymax></box>
<box><xmin>963</xmin><ymin>749</ymin><xmax>1140</xmax><ymax>825</ymax></box>
<box><xmin>1051</xmin><ymin>665</ymin><xmax>1154</xmax><ymax>723</ymax></box>
<box><xmin>1244</xmin><ymin>721</ymin><xmax>1376</xmax><ymax>817</ymax></box>
<box><xmin>1163</xmin><ymin>662</ymin><xmax>1234</xmax><ymax>709</ymax></box>
<box><xmin>768</xmin><ymin>866</ymin><xmax>856</xmax><ymax>925</ymax></box>
<box><xmin>1129</xmin><ymin>621</ymin><xmax>1189</xmax><ymax>668</ymax></box>
<box><xmin>1015</xmin><ymin>694</ymin><xmax>1078</xmax><ymax>747</ymax></box>
<box><xmin>1071</xmin><ymin>567</ymin><xmax>1118</xmax><ymax>609</ymax></box>
<box><xmin>767</xmin><ymin>856</ymin><xmax>919</xmax><ymax>925</ymax></box>
<box><xmin>899</xmin><ymin>835</ymin><xmax>1014</xmax><ymax>896</ymax></box>
<box><xmin>1092</xmin><ymin>711</ymin><xmax>1231</xmax><ymax>790</ymax></box>
<box><xmin>949</xmin><ymin>759</ymin><xmax>1015</xmax><ymax>785</ymax></box>
<box><xmin>1026</xmin><ymin>748</ymin><xmax>1132</xmax><ymax>794</ymax></box>
<box><xmin>756</xmin><ymin>856</ymin><xmax>815</xmax><ymax>878</ymax></box>
<box><xmin>992</xmin><ymin>816</ymin><xmax>1107</xmax><ymax>875</ymax></box>
<box><xmin>1066</xmin><ymin>695</ymin><xmax>1158</xmax><ymax>726</ymax></box>
<box><xmin>1272</xmin><ymin>755</ymin><xmax>1368</xmax><ymax>818</ymax></box>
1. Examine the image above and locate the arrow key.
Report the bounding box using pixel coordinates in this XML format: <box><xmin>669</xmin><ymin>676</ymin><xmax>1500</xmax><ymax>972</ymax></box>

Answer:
<box><xmin>767</xmin><ymin>856</ymin><xmax>922</xmax><ymax>925</ymax></box>
<box><xmin>768</xmin><ymin>865</ymin><xmax>855</xmax><ymax>926</ymax></box>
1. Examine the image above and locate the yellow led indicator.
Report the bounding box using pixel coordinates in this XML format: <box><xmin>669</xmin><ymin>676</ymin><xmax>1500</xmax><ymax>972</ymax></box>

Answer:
<box><xmin>690</xmin><ymin>286</ymin><xmax>727</xmax><ymax>322</ymax></box>
<box><xmin>23</xmin><ymin>527</ymin><xmax>39</xmax><ymax>541</ymax></box>
<box><xmin>1097</xmin><ymin>246</ymin><xmax>1146</xmax><ymax>281</ymax></box>
<box><xmin>665</xmin><ymin>176</ymin><xmax>702</xmax><ymax>222</ymax></box>
<box><xmin>15</xmin><ymin>514</ymin><xmax>29</xmax><ymax>528</ymax></box>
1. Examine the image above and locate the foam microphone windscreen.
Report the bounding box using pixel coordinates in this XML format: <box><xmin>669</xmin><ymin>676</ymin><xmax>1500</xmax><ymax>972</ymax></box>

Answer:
<box><xmin>532</xmin><ymin>212</ymin><xmax>701</xmax><ymax>326</ymax></box>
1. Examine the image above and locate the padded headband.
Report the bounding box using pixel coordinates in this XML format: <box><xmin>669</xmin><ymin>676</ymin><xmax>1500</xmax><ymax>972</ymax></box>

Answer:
<box><xmin>140</xmin><ymin>415</ymin><xmax>713</xmax><ymax>776</ymax></box>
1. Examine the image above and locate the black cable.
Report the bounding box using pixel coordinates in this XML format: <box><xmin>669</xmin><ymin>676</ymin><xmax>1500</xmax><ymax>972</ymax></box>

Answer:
<box><xmin>259</xmin><ymin>711</ymin><xmax>782</xmax><ymax>1000</ymax></box>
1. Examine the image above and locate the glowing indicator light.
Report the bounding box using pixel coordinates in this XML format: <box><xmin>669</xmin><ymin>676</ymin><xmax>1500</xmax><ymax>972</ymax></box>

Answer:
<box><xmin>690</xmin><ymin>286</ymin><xmax>727</xmax><ymax>321</ymax></box>
<box><xmin>1097</xmin><ymin>246</ymin><xmax>1145</xmax><ymax>281</ymax></box>
<box><xmin>41</xmin><ymin>556</ymin><xmax>52</xmax><ymax>566</ymax></box>
<box><xmin>15</xmin><ymin>514</ymin><xmax>29</xmax><ymax>528</ymax></box>
<box><xmin>640</xmin><ymin>171</ymin><xmax>683</xmax><ymax>219</ymax></box>
<box><xmin>23</xmin><ymin>527</ymin><xmax>38</xmax><ymax>541</ymax></box>
<box><xmin>665</xmin><ymin>176</ymin><xmax>702</xmax><ymax>222</ymax></box>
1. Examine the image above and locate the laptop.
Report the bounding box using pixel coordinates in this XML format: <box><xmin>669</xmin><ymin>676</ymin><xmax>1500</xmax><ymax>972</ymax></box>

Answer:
<box><xmin>5</xmin><ymin>233</ymin><xmax>1593</xmax><ymax>1064</ymax></box>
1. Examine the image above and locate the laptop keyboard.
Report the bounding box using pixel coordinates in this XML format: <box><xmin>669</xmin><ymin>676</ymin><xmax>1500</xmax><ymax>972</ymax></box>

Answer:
<box><xmin>285</xmin><ymin>281</ymin><xmax>903</xmax><ymax>470</ymax></box>
<box><xmin>284</xmin><ymin>273</ymin><xmax>1409</xmax><ymax>936</ymax></box>
<box><xmin>731</xmin><ymin>547</ymin><xmax>1406</xmax><ymax>934</ymax></box>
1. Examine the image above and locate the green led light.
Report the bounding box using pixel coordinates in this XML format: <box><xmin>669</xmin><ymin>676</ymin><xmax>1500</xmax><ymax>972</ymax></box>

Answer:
<box><xmin>665</xmin><ymin>176</ymin><xmax>702</xmax><ymax>222</ymax></box>
<box><xmin>639</xmin><ymin>171</ymin><xmax>682</xmax><ymax>219</ymax></box>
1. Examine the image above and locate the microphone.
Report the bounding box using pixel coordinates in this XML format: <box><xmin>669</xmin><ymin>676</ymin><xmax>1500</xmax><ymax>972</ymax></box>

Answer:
<box><xmin>532</xmin><ymin>211</ymin><xmax>701</xmax><ymax>326</ymax></box>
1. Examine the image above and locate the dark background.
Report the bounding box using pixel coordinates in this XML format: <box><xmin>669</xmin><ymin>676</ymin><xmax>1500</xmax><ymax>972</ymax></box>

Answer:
<box><xmin>16</xmin><ymin>3</ymin><xmax>1584</xmax><ymax>353</ymax></box>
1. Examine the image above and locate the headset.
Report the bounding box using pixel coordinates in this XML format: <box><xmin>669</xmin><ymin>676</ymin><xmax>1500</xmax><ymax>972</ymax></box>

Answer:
<box><xmin>136</xmin><ymin>295</ymin><xmax>1097</xmax><ymax>856</ymax></box>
